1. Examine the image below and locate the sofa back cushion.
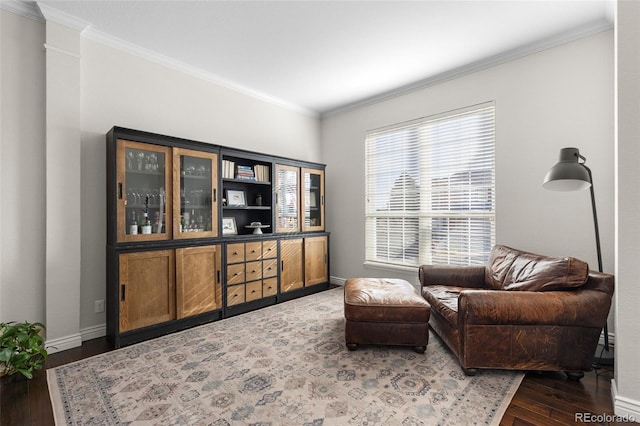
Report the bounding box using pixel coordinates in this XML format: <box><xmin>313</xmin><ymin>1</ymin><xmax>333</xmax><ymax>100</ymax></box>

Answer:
<box><xmin>485</xmin><ymin>245</ymin><xmax>589</xmax><ymax>291</ymax></box>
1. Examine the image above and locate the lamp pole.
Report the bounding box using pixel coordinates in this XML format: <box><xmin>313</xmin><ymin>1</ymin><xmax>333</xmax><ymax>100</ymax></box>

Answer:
<box><xmin>582</xmin><ymin>163</ymin><xmax>608</xmax><ymax>351</ymax></box>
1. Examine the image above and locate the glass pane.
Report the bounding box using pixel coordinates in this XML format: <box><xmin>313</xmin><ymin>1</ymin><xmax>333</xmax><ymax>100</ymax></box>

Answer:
<box><xmin>124</xmin><ymin>148</ymin><xmax>167</xmax><ymax>236</ymax></box>
<box><xmin>179</xmin><ymin>155</ymin><xmax>213</xmax><ymax>233</ymax></box>
<box><xmin>277</xmin><ymin>168</ymin><xmax>298</xmax><ymax>229</ymax></box>
<box><xmin>304</xmin><ymin>172</ymin><xmax>321</xmax><ymax>228</ymax></box>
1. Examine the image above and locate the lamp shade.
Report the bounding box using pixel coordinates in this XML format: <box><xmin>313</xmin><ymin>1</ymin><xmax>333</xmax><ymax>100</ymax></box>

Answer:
<box><xmin>543</xmin><ymin>147</ymin><xmax>591</xmax><ymax>191</ymax></box>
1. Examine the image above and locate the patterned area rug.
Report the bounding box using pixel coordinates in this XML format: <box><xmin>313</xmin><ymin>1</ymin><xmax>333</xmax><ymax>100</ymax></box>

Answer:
<box><xmin>48</xmin><ymin>287</ymin><xmax>523</xmax><ymax>425</ymax></box>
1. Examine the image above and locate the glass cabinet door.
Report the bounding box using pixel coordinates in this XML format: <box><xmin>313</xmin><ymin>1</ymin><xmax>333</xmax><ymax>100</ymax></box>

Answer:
<box><xmin>302</xmin><ymin>168</ymin><xmax>324</xmax><ymax>231</ymax></box>
<box><xmin>117</xmin><ymin>140</ymin><xmax>172</xmax><ymax>242</ymax></box>
<box><xmin>275</xmin><ymin>165</ymin><xmax>300</xmax><ymax>232</ymax></box>
<box><xmin>173</xmin><ymin>148</ymin><xmax>218</xmax><ymax>239</ymax></box>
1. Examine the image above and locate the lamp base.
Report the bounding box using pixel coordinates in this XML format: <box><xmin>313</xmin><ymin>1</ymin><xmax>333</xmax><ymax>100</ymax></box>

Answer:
<box><xmin>593</xmin><ymin>343</ymin><xmax>614</xmax><ymax>367</ymax></box>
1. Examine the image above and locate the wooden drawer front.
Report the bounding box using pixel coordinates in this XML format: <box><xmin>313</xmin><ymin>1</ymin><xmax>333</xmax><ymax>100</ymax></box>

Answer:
<box><xmin>246</xmin><ymin>261</ymin><xmax>262</xmax><ymax>282</ymax></box>
<box><xmin>227</xmin><ymin>263</ymin><xmax>245</xmax><ymax>285</ymax></box>
<box><xmin>262</xmin><ymin>240</ymin><xmax>278</xmax><ymax>259</ymax></box>
<box><xmin>246</xmin><ymin>281</ymin><xmax>262</xmax><ymax>302</ymax></box>
<box><xmin>245</xmin><ymin>242</ymin><xmax>262</xmax><ymax>261</ymax></box>
<box><xmin>263</xmin><ymin>278</ymin><xmax>277</xmax><ymax>297</ymax></box>
<box><xmin>263</xmin><ymin>259</ymin><xmax>278</xmax><ymax>278</ymax></box>
<box><xmin>227</xmin><ymin>285</ymin><xmax>245</xmax><ymax>306</ymax></box>
<box><xmin>227</xmin><ymin>243</ymin><xmax>245</xmax><ymax>263</ymax></box>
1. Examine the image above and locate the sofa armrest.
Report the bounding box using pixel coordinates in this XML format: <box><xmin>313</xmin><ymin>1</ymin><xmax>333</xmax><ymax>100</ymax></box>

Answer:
<box><xmin>419</xmin><ymin>265</ymin><xmax>486</xmax><ymax>290</ymax></box>
<box><xmin>458</xmin><ymin>289</ymin><xmax>612</xmax><ymax>328</ymax></box>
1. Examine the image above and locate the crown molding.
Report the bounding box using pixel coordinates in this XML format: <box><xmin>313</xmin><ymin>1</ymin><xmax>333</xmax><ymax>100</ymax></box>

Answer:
<box><xmin>82</xmin><ymin>26</ymin><xmax>318</xmax><ymax>118</ymax></box>
<box><xmin>3</xmin><ymin>1</ymin><xmax>316</xmax><ymax>117</ymax></box>
<box><xmin>0</xmin><ymin>0</ymin><xmax>44</xmax><ymax>22</ymax></box>
<box><xmin>321</xmin><ymin>20</ymin><xmax>614</xmax><ymax>119</ymax></box>
<box><xmin>36</xmin><ymin>2</ymin><xmax>89</xmax><ymax>32</ymax></box>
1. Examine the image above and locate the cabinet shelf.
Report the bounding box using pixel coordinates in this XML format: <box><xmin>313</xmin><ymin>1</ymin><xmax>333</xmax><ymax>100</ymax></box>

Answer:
<box><xmin>126</xmin><ymin>169</ymin><xmax>164</xmax><ymax>177</ymax></box>
<box><xmin>223</xmin><ymin>178</ymin><xmax>271</xmax><ymax>185</ymax></box>
<box><xmin>223</xmin><ymin>206</ymin><xmax>271</xmax><ymax>211</ymax></box>
<box><xmin>182</xmin><ymin>174</ymin><xmax>211</xmax><ymax>180</ymax></box>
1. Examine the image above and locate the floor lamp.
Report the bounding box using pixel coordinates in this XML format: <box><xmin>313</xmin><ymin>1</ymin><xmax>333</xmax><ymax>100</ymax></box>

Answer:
<box><xmin>543</xmin><ymin>147</ymin><xmax>612</xmax><ymax>366</ymax></box>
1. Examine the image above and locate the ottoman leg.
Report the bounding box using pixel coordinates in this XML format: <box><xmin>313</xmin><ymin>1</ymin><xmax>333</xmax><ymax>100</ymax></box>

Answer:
<box><xmin>414</xmin><ymin>346</ymin><xmax>426</xmax><ymax>354</ymax></box>
<box><xmin>346</xmin><ymin>343</ymin><xmax>359</xmax><ymax>351</ymax></box>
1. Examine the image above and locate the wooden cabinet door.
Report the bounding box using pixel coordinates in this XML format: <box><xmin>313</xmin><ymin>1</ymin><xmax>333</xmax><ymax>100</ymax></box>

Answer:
<box><xmin>119</xmin><ymin>250</ymin><xmax>175</xmax><ymax>332</ymax></box>
<box><xmin>280</xmin><ymin>239</ymin><xmax>304</xmax><ymax>292</ymax></box>
<box><xmin>173</xmin><ymin>148</ymin><xmax>218</xmax><ymax>239</ymax></box>
<box><xmin>302</xmin><ymin>168</ymin><xmax>324</xmax><ymax>232</ymax></box>
<box><xmin>275</xmin><ymin>165</ymin><xmax>300</xmax><ymax>232</ymax></box>
<box><xmin>176</xmin><ymin>245</ymin><xmax>222</xmax><ymax>319</ymax></box>
<box><xmin>116</xmin><ymin>139</ymin><xmax>172</xmax><ymax>243</ymax></box>
<box><xmin>305</xmin><ymin>236</ymin><xmax>328</xmax><ymax>286</ymax></box>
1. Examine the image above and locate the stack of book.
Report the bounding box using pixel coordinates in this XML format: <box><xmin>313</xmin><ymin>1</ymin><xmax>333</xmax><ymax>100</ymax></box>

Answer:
<box><xmin>222</xmin><ymin>160</ymin><xmax>235</xmax><ymax>179</ymax></box>
<box><xmin>254</xmin><ymin>164</ymin><xmax>270</xmax><ymax>182</ymax></box>
<box><xmin>236</xmin><ymin>165</ymin><xmax>256</xmax><ymax>181</ymax></box>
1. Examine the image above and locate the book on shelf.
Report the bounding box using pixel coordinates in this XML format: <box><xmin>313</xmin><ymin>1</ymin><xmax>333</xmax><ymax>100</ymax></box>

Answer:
<box><xmin>222</xmin><ymin>159</ymin><xmax>235</xmax><ymax>179</ymax></box>
<box><xmin>236</xmin><ymin>165</ymin><xmax>256</xmax><ymax>181</ymax></box>
<box><xmin>254</xmin><ymin>164</ymin><xmax>270</xmax><ymax>182</ymax></box>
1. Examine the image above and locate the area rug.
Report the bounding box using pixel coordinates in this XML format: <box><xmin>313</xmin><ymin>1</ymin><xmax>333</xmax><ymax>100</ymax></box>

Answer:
<box><xmin>48</xmin><ymin>287</ymin><xmax>523</xmax><ymax>425</ymax></box>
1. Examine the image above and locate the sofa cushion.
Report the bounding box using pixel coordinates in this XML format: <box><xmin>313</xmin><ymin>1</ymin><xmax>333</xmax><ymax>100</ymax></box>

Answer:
<box><xmin>486</xmin><ymin>245</ymin><xmax>589</xmax><ymax>291</ymax></box>
<box><xmin>422</xmin><ymin>285</ymin><xmax>464</xmax><ymax>327</ymax></box>
<box><xmin>485</xmin><ymin>245</ymin><xmax>519</xmax><ymax>289</ymax></box>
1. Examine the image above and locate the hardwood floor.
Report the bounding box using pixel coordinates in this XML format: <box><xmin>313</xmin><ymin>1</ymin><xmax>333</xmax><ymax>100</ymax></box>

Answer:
<box><xmin>0</xmin><ymin>337</ymin><xmax>635</xmax><ymax>426</ymax></box>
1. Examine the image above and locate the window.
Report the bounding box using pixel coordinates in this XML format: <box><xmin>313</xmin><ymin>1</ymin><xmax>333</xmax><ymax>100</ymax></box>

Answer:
<box><xmin>365</xmin><ymin>102</ymin><xmax>495</xmax><ymax>268</ymax></box>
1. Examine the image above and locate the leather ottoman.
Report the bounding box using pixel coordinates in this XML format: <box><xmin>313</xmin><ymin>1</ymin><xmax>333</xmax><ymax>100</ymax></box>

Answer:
<box><xmin>344</xmin><ymin>278</ymin><xmax>430</xmax><ymax>353</ymax></box>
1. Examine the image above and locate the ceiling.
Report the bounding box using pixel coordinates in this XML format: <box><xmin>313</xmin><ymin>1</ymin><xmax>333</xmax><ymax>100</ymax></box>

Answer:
<box><xmin>32</xmin><ymin>0</ymin><xmax>613</xmax><ymax>116</ymax></box>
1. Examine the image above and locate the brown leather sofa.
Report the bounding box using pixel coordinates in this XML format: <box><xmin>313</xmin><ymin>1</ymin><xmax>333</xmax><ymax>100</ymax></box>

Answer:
<box><xmin>419</xmin><ymin>245</ymin><xmax>614</xmax><ymax>379</ymax></box>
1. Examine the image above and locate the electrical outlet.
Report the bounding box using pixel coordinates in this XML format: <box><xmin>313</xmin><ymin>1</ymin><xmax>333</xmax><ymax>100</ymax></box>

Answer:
<box><xmin>94</xmin><ymin>299</ymin><xmax>105</xmax><ymax>313</ymax></box>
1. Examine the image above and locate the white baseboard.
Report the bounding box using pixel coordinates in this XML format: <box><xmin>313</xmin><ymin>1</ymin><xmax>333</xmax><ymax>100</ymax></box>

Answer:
<box><xmin>44</xmin><ymin>324</ymin><xmax>107</xmax><ymax>354</ymax></box>
<box><xmin>45</xmin><ymin>333</ymin><xmax>82</xmax><ymax>354</ymax></box>
<box><xmin>81</xmin><ymin>323</ymin><xmax>107</xmax><ymax>341</ymax></box>
<box><xmin>330</xmin><ymin>276</ymin><xmax>346</xmax><ymax>286</ymax></box>
<box><xmin>611</xmin><ymin>380</ymin><xmax>640</xmax><ymax>422</ymax></box>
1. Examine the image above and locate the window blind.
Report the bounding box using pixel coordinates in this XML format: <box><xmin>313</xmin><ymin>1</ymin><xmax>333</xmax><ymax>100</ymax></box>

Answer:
<box><xmin>365</xmin><ymin>102</ymin><xmax>495</xmax><ymax>268</ymax></box>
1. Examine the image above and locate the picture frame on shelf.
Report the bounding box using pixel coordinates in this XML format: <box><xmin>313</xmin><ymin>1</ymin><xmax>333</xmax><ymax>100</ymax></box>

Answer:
<box><xmin>222</xmin><ymin>217</ymin><xmax>238</xmax><ymax>235</ymax></box>
<box><xmin>226</xmin><ymin>190</ymin><xmax>246</xmax><ymax>207</ymax></box>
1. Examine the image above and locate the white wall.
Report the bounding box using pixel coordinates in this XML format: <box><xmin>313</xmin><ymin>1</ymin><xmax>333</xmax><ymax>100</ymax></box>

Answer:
<box><xmin>0</xmin><ymin>9</ymin><xmax>321</xmax><ymax>343</ymax></box>
<box><xmin>0</xmin><ymin>9</ymin><xmax>46</xmax><ymax>323</ymax></box>
<box><xmin>613</xmin><ymin>0</ymin><xmax>640</xmax><ymax>418</ymax></box>
<box><xmin>322</xmin><ymin>31</ymin><xmax>614</xmax><ymax>289</ymax></box>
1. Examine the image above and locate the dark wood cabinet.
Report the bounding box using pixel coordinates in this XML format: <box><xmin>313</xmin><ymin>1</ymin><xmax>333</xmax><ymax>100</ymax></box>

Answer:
<box><xmin>107</xmin><ymin>127</ymin><xmax>329</xmax><ymax>347</ymax></box>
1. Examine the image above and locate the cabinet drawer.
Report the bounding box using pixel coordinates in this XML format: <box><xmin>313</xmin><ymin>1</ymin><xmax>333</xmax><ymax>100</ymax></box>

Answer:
<box><xmin>227</xmin><ymin>263</ymin><xmax>245</xmax><ymax>285</ymax></box>
<box><xmin>227</xmin><ymin>284</ymin><xmax>245</xmax><ymax>306</ymax></box>
<box><xmin>227</xmin><ymin>243</ymin><xmax>245</xmax><ymax>263</ymax></box>
<box><xmin>262</xmin><ymin>240</ymin><xmax>277</xmax><ymax>259</ymax></box>
<box><xmin>263</xmin><ymin>278</ymin><xmax>277</xmax><ymax>297</ymax></box>
<box><xmin>246</xmin><ymin>281</ymin><xmax>262</xmax><ymax>302</ymax></box>
<box><xmin>245</xmin><ymin>242</ymin><xmax>262</xmax><ymax>261</ymax></box>
<box><xmin>263</xmin><ymin>259</ymin><xmax>278</xmax><ymax>278</ymax></box>
<box><xmin>246</xmin><ymin>261</ymin><xmax>262</xmax><ymax>282</ymax></box>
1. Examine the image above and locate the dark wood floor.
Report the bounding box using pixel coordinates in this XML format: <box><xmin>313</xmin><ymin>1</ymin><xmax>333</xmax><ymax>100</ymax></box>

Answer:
<box><xmin>0</xmin><ymin>337</ymin><xmax>634</xmax><ymax>426</ymax></box>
